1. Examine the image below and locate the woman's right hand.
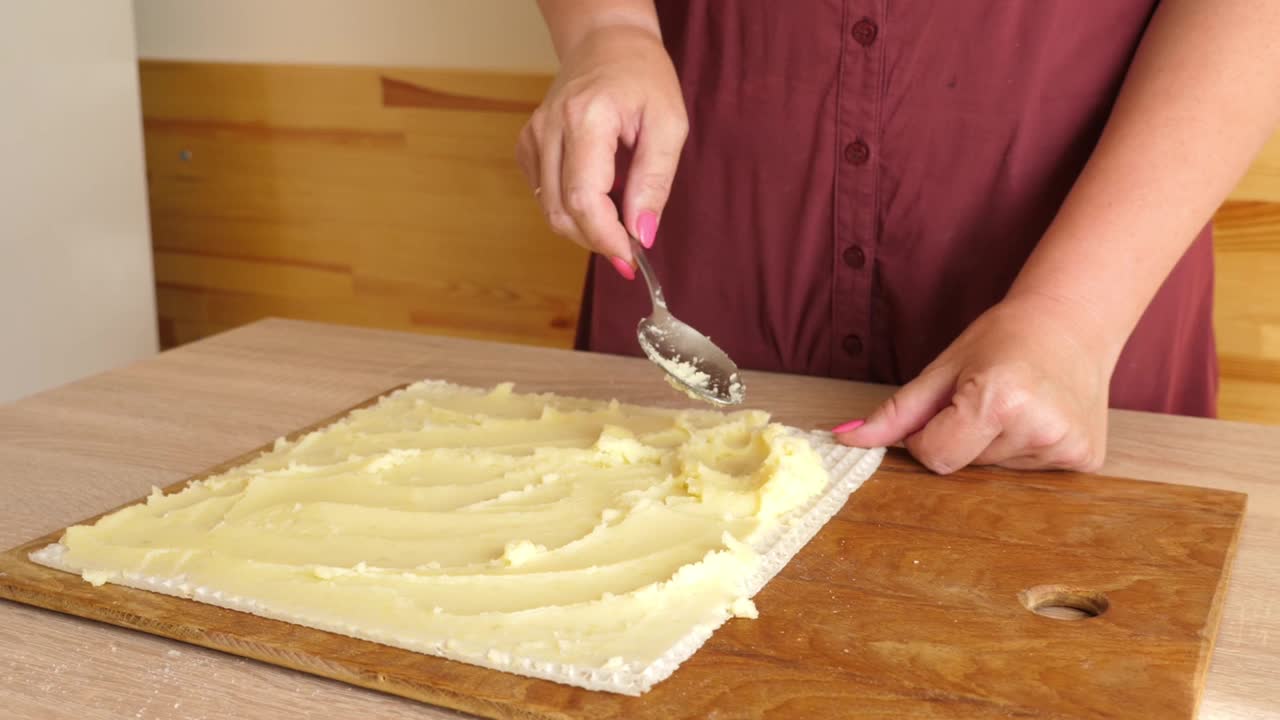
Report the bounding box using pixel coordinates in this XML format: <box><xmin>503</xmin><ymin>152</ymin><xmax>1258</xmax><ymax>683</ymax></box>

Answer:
<box><xmin>516</xmin><ymin>21</ymin><xmax>688</xmax><ymax>279</ymax></box>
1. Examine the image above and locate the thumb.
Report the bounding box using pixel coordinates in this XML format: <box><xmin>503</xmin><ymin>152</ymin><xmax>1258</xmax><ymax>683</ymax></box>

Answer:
<box><xmin>622</xmin><ymin>110</ymin><xmax>687</xmax><ymax>247</ymax></box>
<box><xmin>835</xmin><ymin>367</ymin><xmax>956</xmax><ymax>448</ymax></box>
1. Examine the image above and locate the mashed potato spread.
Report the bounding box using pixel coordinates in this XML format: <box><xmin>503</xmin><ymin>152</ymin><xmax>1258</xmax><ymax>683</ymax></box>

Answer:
<box><xmin>51</xmin><ymin>381</ymin><xmax>835</xmax><ymax>690</ymax></box>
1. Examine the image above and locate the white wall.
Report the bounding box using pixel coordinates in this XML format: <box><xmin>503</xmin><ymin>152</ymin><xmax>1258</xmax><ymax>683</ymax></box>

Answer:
<box><xmin>0</xmin><ymin>0</ymin><xmax>158</xmax><ymax>403</ymax></box>
<box><xmin>133</xmin><ymin>0</ymin><xmax>559</xmax><ymax>71</ymax></box>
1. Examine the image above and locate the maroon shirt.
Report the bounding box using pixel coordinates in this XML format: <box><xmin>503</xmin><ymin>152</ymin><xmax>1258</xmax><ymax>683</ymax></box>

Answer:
<box><xmin>578</xmin><ymin>1</ymin><xmax>1217</xmax><ymax>417</ymax></box>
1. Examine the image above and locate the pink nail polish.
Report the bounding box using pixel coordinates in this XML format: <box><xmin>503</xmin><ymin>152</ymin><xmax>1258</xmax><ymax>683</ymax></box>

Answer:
<box><xmin>636</xmin><ymin>211</ymin><xmax>658</xmax><ymax>249</ymax></box>
<box><xmin>831</xmin><ymin>419</ymin><xmax>865</xmax><ymax>434</ymax></box>
<box><xmin>609</xmin><ymin>256</ymin><xmax>635</xmax><ymax>281</ymax></box>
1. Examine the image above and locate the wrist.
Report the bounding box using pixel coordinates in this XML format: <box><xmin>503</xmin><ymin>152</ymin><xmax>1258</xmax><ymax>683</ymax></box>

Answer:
<box><xmin>998</xmin><ymin>288</ymin><xmax>1129</xmax><ymax>370</ymax></box>
<box><xmin>539</xmin><ymin>1</ymin><xmax>662</xmax><ymax>58</ymax></box>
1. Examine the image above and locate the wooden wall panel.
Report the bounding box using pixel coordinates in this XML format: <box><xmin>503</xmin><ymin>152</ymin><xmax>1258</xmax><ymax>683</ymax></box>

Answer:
<box><xmin>139</xmin><ymin>61</ymin><xmax>1280</xmax><ymax>424</ymax></box>
<box><xmin>140</xmin><ymin>61</ymin><xmax>586</xmax><ymax>350</ymax></box>
<box><xmin>1213</xmin><ymin>200</ymin><xmax>1280</xmax><ymax>424</ymax></box>
<box><xmin>1228</xmin><ymin>130</ymin><xmax>1280</xmax><ymax>203</ymax></box>
<box><xmin>1217</xmin><ymin>129</ymin><xmax>1280</xmax><ymax>424</ymax></box>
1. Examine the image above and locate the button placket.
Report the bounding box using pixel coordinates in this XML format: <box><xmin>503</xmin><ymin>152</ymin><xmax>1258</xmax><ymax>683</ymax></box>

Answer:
<box><xmin>842</xmin><ymin>246</ymin><xmax>866</xmax><ymax>269</ymax></box>
<box><xmin>831</xmin><ymin>1</ymin><xmax>884</xmax><ymax>379</ymax></box>
<box><xmin>851</xmin><ymin>18</ymin><xmax>878</xmax><ymax>47</ymax></box>
<box><xmin>843</xmin><ymin>334</ymin><xmax>864</xmax><ymax>356</ymax></box>
<box><xmin>843</xmin><ymin>139</ymin><xmax>870</xmax><ymax>165</ymax></box>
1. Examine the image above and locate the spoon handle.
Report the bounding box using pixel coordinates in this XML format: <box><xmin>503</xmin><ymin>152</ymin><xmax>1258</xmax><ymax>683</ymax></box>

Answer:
<box><xmin>629</xmin><ymin>236</ymin><xmax>668</xmax><ymax>311</ymax></box>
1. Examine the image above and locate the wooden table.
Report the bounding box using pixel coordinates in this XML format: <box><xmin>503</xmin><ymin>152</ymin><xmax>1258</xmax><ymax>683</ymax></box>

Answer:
<box><xmin>2</xmin><ymin>319</ymin><xmax>1276</xmax><ymax>719</ymax></box>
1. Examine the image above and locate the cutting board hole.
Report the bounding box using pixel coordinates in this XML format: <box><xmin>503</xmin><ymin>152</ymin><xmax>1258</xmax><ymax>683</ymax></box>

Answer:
<box><xmin>1019</xmin><ymin>585</ymin><xmax>1110</xmax><ymax>621</ymax></box>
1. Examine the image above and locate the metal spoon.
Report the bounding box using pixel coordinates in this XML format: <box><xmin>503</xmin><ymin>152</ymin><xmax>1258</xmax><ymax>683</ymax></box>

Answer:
<box><xmin>629</xmin><ymin>236</ymin><xmax>745</xmax><ymax>406</ymax></box>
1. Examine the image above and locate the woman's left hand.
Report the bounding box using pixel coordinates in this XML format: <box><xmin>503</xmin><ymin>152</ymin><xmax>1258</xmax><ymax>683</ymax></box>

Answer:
<box><xmin>833</xmin><ymin>295</ymin><xmax>1114</xmax><ymax>474</ymax></box>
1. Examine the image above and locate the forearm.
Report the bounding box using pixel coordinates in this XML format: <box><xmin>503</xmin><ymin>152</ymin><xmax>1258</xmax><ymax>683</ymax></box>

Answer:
<box><xmin>1008</xmin><ymin>0</ymin><xmax>1280</xmax><ymax>362</ymax></box>
<box><xmin>536</xmin><ymin>0</ymin><xmax>660</xmax><ymax>57</ymax></box>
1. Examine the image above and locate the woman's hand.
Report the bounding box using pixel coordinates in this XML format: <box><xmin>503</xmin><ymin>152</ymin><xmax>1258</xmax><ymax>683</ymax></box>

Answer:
<box><xmin>835</xmin><ymin>0</ymin><xmax>1280</xmax><ymax>473</ymax></box>
<box><xmin>516</xmin><ymin>22</ymin><xmax>687</xmax><ymax>279</ymax></box>
<box><xmin>834</xmin><ymin>295</ymin><xmax>1115</xmax><ymax>473</ymax></box>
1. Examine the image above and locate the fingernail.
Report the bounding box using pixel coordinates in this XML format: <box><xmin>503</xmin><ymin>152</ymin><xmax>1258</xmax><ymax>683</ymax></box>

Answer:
<box><xmin>636</xmin><ymin>211</ymin><xmax>658</xmax><ymax>249</ymax></box>
<box><xmin>609</xmin><ymin>256</ymin><xmax>635</xmax><ymax>281</ymax></box>
<box><xmin>831</xmin><ymin>419</ymin><xmax>865</xmax><ymax>434</ymax></box>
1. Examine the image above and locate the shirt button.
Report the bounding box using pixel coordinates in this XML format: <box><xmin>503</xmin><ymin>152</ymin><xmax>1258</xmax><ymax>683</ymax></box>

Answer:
<box><xmin>842</xmin><ymin>246</ymin><xmax>866</xmax><ymax>269</ymax></box>
<box><xmin>843</xmin><ymin>139</ymin><xmax>870</xmax><ymax>165</ymax></box>
<box><xmin>842</xmin><ymin>334</ymin><xmax>864</xmax><ymax>357</ymax></box>
<box><xmin>851</xmin><ymin>18</ymin><xmax>878</xmax><ymax>47</ymax></box>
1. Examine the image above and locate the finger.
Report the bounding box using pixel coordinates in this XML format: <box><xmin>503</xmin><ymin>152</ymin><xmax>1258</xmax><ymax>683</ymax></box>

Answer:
<box><xmin>904</xmin><ymin>381</ymin><xmax>1004</xmax><ymax>474</ymax></box>
<box><xmin>621</xmin><ymin>109</ymin><xmax>687</xmax><ymax>248</ymax></box>
<box><xmin>993</xmin><ymin>453</ymin><xmax>1075</xmax><ymax>471</ymax></box>
<box><xmin>612</xmin><ymin>146</ymin><xmax>633</xmax><ymax>195</ymax></box>
<box><xmin>995</xmin><ymin>436</ymin><xmax>1101</xmax><ymax>472</ymax></box>
<box><xmin>971</xmin><ymin>431</ymin><xmax>1026</xmax><ymax>466</ymax></box>
<box><xmin>991</xmin><ymin>451</ymin><xmax>1088</xmax><ymax>472</ymax></box>
<box><xmin>537</xmin><ymin>126</ymin><xmax>589</xmax><ymax>249</ymax></box>
<box><xmin>835</xmin><ymin>366</ymin><xmax>955</xmax><ymax>448</ymax></box>
<box><xmin>562</xmin><ymin>103</ymin><xmax>632</xmax><ymax>260</ymax></box>
<box><xmin>515</xmin><ymin>123</ymin><xmax>540</xmax><ymax>191</ymax></box>
<box><xmin>972</xmin><ymin>422</ymin><xmax>1060</xmax><ymax>466</ymax></box>
<box><xmin>971</xmin><ymin>400</ymin><xmax>1073</xmax><ymax>467</ymax></box>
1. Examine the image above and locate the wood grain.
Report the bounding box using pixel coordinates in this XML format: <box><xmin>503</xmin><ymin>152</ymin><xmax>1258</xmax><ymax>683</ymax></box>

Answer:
<box><xmin>140</xmin><ymin>60</ymin><xmax>586</xmax><ymax>351</ymax></box>
<box><xmin>1</xmin><ymin>320</ymin><xmax>1273</xmax><ymax>719</ymax></box>
<box><xmin>1213</xmin><ymin>200</ymin><xmax>1280</xmax><ymax>426</ymax></box>
<box><xmin>0</xmin><ymin>426</ymin><xmax>1246</xmax><ymax>720</ymax></box>
<box><xmin>1214</xmin><ymin>201</ymin><xmax>1280</xmax><ymax>365</ymax></box>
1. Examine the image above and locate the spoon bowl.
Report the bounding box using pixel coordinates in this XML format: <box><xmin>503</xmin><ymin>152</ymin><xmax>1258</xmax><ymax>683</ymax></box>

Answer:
<box><xmin>637</xmin><ymin>312</ymin><xmax>744</xmax><ymax>406</ymax></box>
<box><xmin>629</xmin><ymin>237</ymin><xmax>745</xmax><ymax>406</ymax></box>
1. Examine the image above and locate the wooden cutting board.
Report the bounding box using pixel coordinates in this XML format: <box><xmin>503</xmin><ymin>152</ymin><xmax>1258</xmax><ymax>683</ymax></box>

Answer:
<box><xmin>0</xmin><ymin>387</ymin><xmax>1246</xmax><ymax>720</ymax></box>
